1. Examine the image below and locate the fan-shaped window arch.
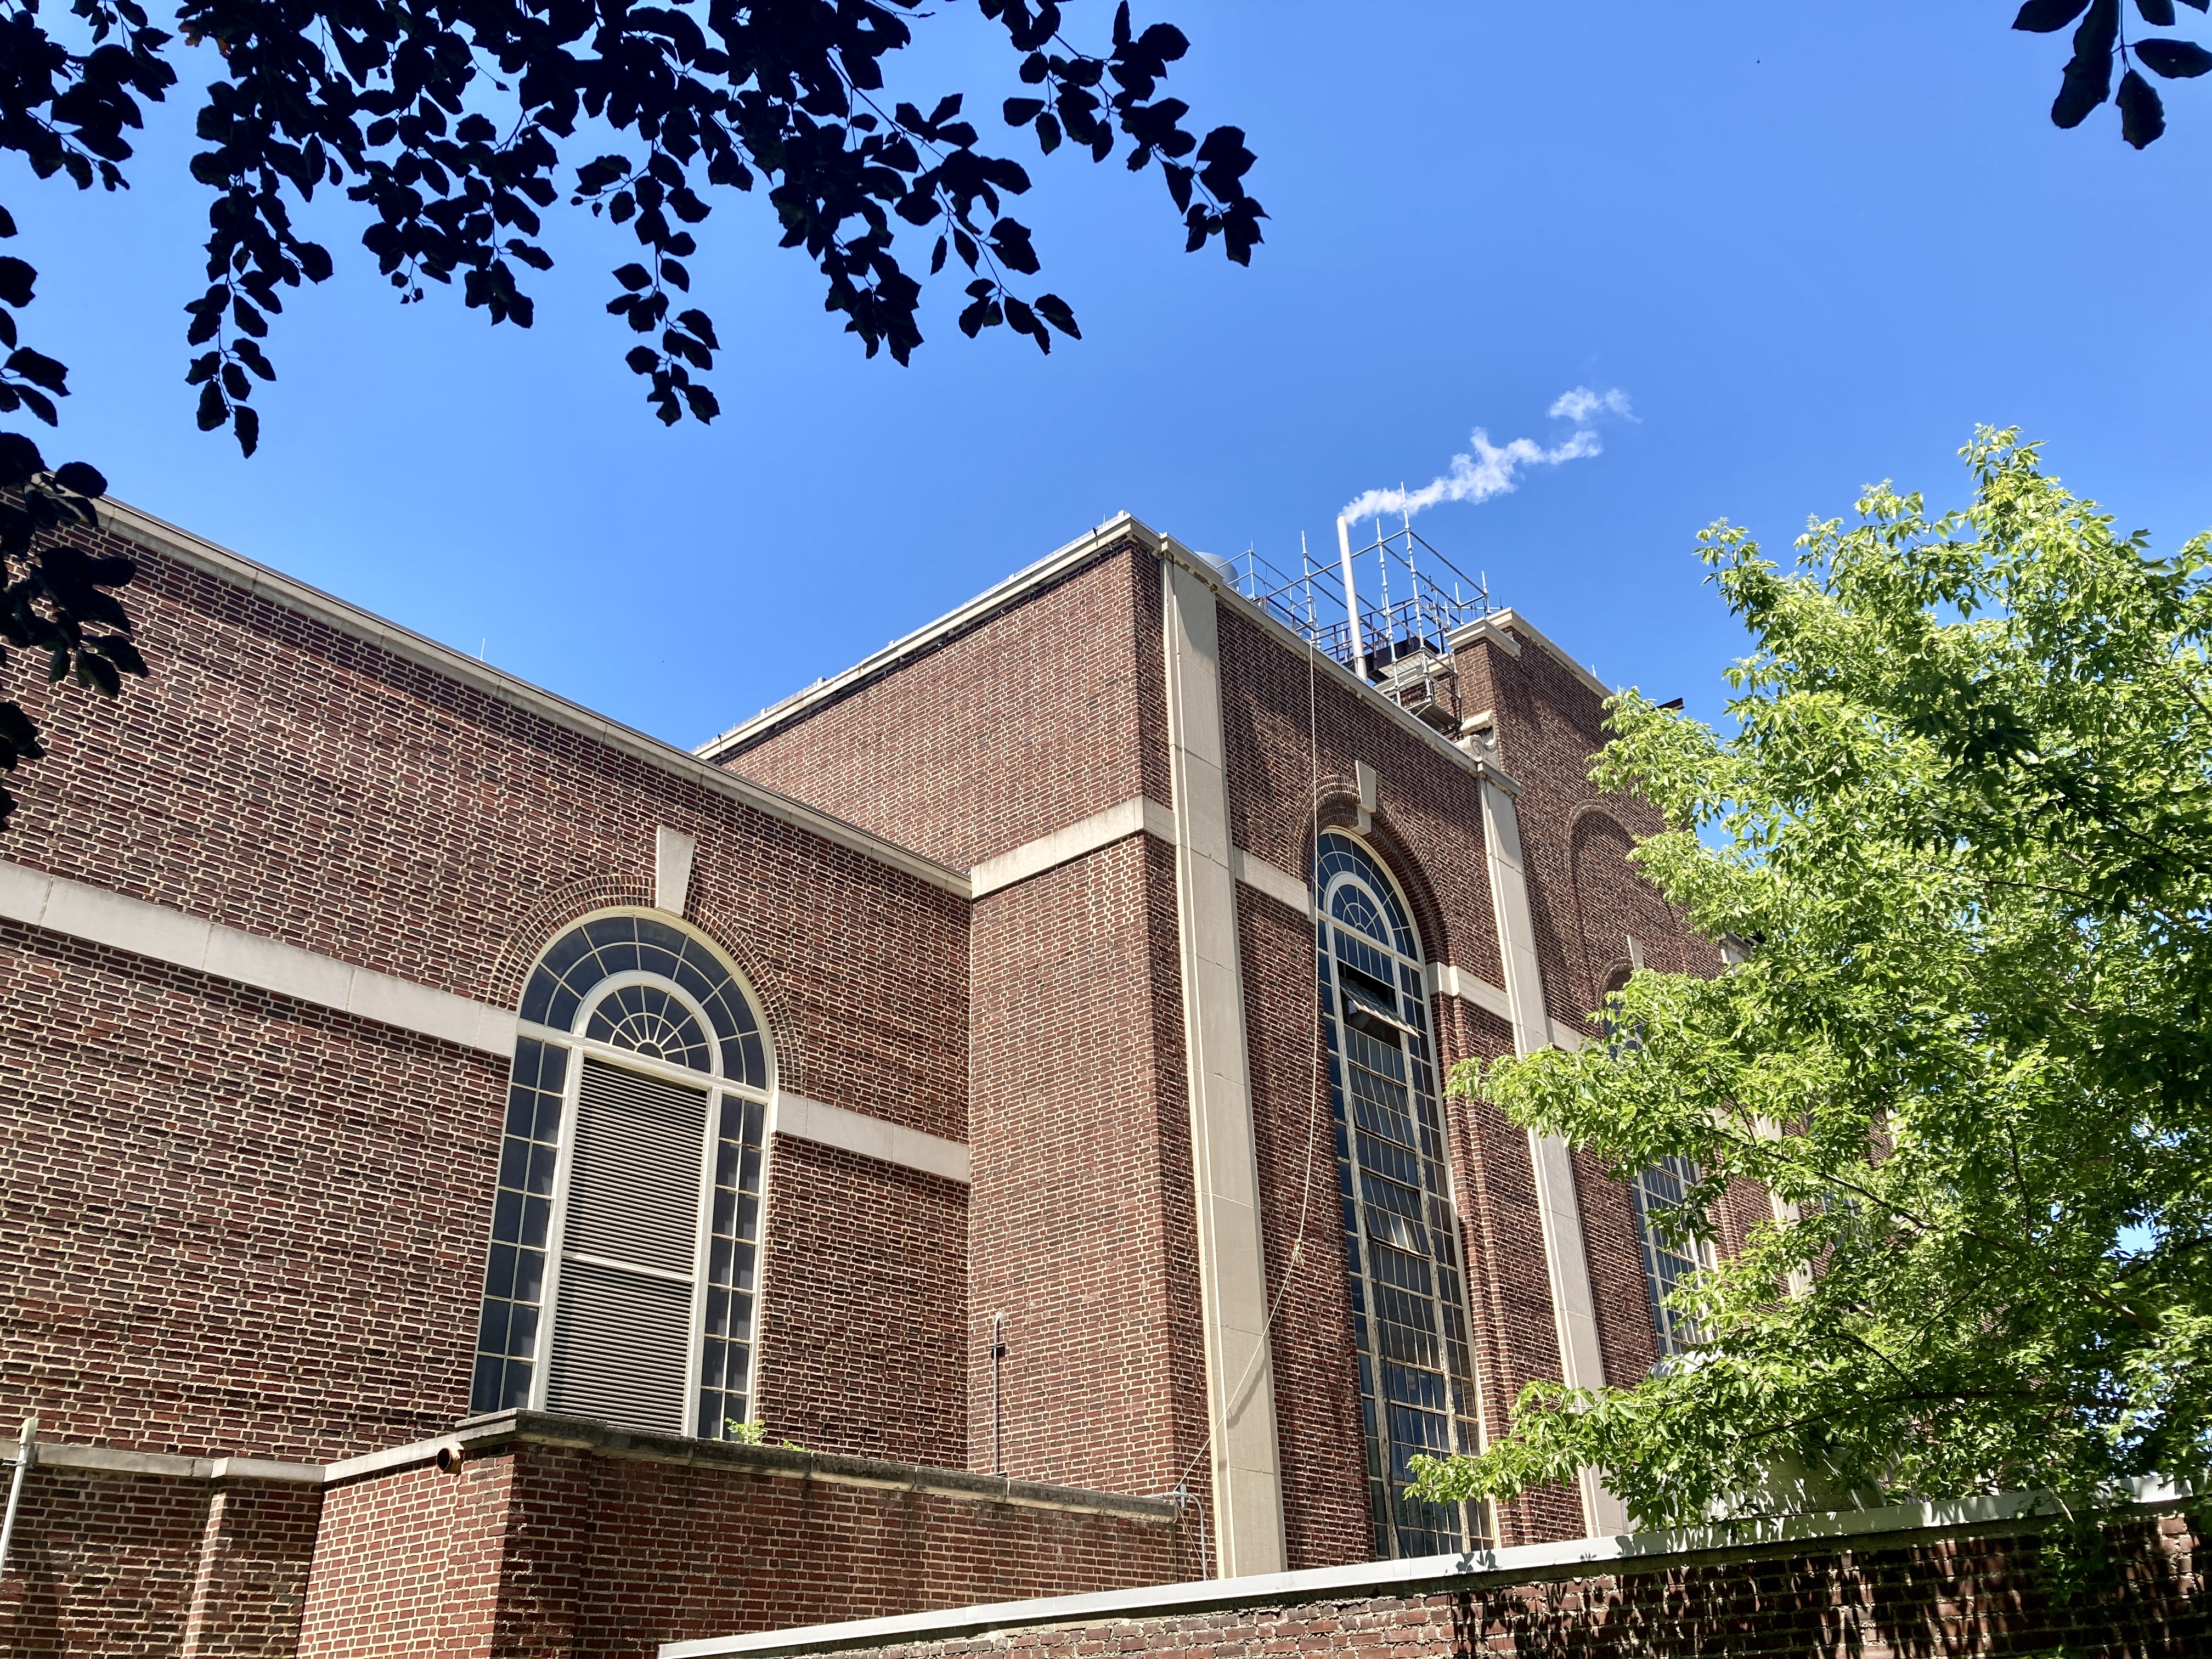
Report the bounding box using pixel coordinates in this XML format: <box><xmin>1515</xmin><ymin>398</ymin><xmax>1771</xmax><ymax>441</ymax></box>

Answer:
<box><xmin>470</xmin><ymin>912</ymin><xmax>772</xmax><ymax>1442</ymax></box>
<box><xmin>1316</xmin><ymin>831</ymin><xmax>1489</xmax><ymax>1557</ymax></box>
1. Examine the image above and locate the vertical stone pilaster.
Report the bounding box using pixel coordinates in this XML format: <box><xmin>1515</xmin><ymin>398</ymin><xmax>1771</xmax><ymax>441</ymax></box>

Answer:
<box><xmin>1479</xmin><ymin>772</ymin><xmax>1629</xmax><ymax>1538</ymax></box>
<box><xmin>1160</xmin><ymin>555</ymin><xmax>1287</xmax><ymax>1577</ymax></box>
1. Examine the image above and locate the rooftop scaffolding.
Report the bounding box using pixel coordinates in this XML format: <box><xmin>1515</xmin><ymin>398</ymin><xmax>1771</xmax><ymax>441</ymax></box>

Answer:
<box><xmin>1221</xmin><ymin>519</ymin><xmax>1492</xmax><ymax>681</ymax></box>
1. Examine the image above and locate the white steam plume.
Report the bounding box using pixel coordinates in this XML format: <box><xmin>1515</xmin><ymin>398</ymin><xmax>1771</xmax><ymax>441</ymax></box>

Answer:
<box><xmin>1339</xmin><ymin>386</ymin><xmax>1634</xmax><ymax>526</ymax></box>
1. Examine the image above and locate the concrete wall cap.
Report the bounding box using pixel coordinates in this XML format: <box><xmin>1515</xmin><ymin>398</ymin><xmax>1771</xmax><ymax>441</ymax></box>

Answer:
<box><xmin>444</xmin><ymin>1410</ymin><xmax>1180</xmax><ymax>1521</ymax></box>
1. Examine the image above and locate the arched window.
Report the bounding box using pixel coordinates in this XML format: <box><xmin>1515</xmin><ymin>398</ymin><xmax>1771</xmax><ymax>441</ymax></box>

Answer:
<box><xmin>469</xmin><ymin>912</ymin><xmax>771</xmax><ymax>1442</ymax></box>
<box><xmin>1316</xmin><ymin>832</ymin><xmax>1487</xmax><ymax>1556</ymax></box>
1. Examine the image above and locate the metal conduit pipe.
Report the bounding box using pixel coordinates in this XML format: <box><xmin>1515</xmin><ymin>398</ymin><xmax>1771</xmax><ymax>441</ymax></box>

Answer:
<box><xmin>1336</xmin><ymin>516</ymin><xmax>1367</xmax><ymax>681</ymax></box>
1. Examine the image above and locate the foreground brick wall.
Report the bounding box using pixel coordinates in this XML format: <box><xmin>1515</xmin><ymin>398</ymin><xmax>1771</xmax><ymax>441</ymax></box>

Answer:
<box><xmin>783</xmin><ymin>1504</ymin><xmax>2206</xmax><ymax>1659</ymax></box>
<box><xmin>298</xmin><ymin>1431</ymin><xmax>1193</xmax><ymax>1659</ymax></box>
<box><xmin>0</xmin><ymin>1468</ymin><xmax>319</xmax><ymax>1659</ymax></box>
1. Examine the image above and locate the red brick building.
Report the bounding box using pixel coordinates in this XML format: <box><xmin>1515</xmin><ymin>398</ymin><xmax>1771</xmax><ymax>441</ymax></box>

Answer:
<box><xmin>0</xmin><ymin>502</ymin><xmax>1736</xmax><ymax>1657</ymax></box>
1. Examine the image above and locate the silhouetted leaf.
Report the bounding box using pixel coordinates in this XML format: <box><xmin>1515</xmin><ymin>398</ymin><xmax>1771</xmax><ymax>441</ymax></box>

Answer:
<box><xmin>2136</xmin><ymin>38</ymin><xmax>2212</xmax><ymax>74</ymax></box>
<box><xmin>2135</xmin><ymin>0</ymin><xmax>2176</xmax><ymax>22</ymax></box>
<box><xmin>52</xmin><ymin>461</ymin><xmax>105</xmax><ymax>496</ymax></box>
<box><xmin>1034</xmin><ymin>292</ymin><xmax>1080</xmax><ymax>338</ymax></box>
<box><xmin>2053</xmin><ymin>0</ymin><xmax>2119</xmax><ymax>127</ymax></box>
<box><xmin>0</xmin><ymin>433</ymin><xmax>43</xmax><ymax>487</ymax></box>
<box><xmin>2014</xmin><ymin>0</ymin><xmax>2088</xmax><ymax>25</ymax></box>
<box><xmin>2118</xmin><ymin>66</ymin><xmax>2167</xmax><ymax>142</ymax></box>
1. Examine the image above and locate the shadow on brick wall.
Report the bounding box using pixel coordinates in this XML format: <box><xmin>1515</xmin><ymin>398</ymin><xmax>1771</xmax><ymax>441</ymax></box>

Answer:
<box><xmin>1444</xmin><ymin>1514</ymin><xmax>2205</xmax><ymax>1659</ymax></box>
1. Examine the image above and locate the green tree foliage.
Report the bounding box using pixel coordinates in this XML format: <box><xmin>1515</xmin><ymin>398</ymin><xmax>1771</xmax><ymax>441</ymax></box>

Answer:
<box><xmin>1414</xmin><ymin>430</ymin><xmax>2212</xmax><ymax>1528</ymax></box>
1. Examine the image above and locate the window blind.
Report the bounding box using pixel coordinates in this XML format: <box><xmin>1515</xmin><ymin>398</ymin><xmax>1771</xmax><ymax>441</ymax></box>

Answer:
<box><xmin>543</xmin><ymin>1056</ymin><xmax>708</xmax><ymax>1434</ymax></box>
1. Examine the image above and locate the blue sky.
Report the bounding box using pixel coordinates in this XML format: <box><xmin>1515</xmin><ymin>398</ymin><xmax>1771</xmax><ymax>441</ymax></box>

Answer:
<box><xmin>15</xmin><ymin>3</ymin><xmax>2212</xmax><ymax>748</ymax></box>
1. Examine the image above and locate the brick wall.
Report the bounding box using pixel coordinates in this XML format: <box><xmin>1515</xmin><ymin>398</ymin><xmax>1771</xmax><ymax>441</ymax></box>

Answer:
<box><xmin>0</xmin><ymin>1466</ymin><xmax>317</xmax><ymax>1659</ymax></box>
<box><xmin>297</xmin><ymin>1428</ymin><xmax>1194</xmax><ymax>1659</ymax></box>
<box><xmin>1234</xmin><ymin>884</ymin><xmax>1365</xmax><ymax>1570</ymax></box>
<box><xmin>755</xmin><ymin>1138</ymin><xmax>968</xmax><ymax>1466</ymax></box>
<box><xmin>0</xmin><ymin>521</ymin><xmax>969</xmax><ymax>1139</ymax></box>
<box><xmin>964</xmin><ymin>835</ymin><xmax>1207</xmax><ymax>1505</ymax></box>
<box><xmin>0</xmin><ymin>921</ymin><xmax>500</xmax><ymax>1459</ymax></box>
<box><xmin>0</xmin><ymin>1467</ymin><xmax>208</xmax><ymax>1657</ymax></box>
<box><xmin>1211</xmin><ymin>603</ymin><xmax>1597</xmax><ymax>1549</ymax></box>
<box><xmin>0</xmin><ymin>522</ymin><xmax>972</xmax><ymax>1469</ymax></box>
<box><xmin>725</xmin><ymin>546</ymin><xmax>1162</xmax><ymax>872</ymax></box>
<box><xmin>179</xmin><ymin>1480</ymin><xmax>325</xmax><ymax>1659</ymax></box>
<box><xmin>1213</xmin><ymin>606</ymin><xmax>1504</xmax><ymax>986</ymax></box>
<box><xmin>758</xmin><ymin>1503</ymin><xmax>2206</xmax><ymax>1659</ymax></box>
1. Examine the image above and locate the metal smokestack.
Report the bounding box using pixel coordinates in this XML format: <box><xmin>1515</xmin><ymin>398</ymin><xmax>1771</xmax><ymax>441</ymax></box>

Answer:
<box><xmin>1336</xmin><ymin>516</ymin><xmax>1367</xmax><ymax>681</ymax></box>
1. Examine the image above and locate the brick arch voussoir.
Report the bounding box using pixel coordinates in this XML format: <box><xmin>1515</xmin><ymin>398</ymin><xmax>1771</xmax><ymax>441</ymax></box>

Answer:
<box><xmin>1357</xmin><ymin>815</ymin><xmax>1456</xmax><ymax>974</ymax></box>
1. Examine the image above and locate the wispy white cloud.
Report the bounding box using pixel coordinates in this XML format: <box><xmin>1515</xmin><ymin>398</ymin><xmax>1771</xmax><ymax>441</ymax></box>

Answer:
<box><xmin>1339</xmin><ymin>387</ymin><xmax>1634</xmax><ymax>526</ymax></box>
<box><xmin>1547</xmin><ymin>385</ymin><xmax>1635</xmax><ymax>426</ymax></box>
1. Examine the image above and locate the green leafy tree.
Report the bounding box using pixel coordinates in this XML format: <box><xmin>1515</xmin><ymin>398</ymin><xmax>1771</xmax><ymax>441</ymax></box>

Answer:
<box><xmin>1414</xmin><ymin>430</ymin><xmax>2212</xmax><ymax>1528</ymax></box>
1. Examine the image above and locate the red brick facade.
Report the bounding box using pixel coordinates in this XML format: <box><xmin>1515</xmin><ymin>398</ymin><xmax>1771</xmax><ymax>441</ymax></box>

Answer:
<box><xmin>0</xmin><ymin>506</ymin><xmax>1725</xmax><ymax>1654</ymax></box>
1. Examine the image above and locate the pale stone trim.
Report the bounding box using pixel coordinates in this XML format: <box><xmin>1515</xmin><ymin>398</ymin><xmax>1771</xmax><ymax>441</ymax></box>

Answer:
<box><xmin>320</xmin><ymin>1437</ymin><xmax>467</xmax><ymax>1485</ymax></box>
<box><xmin>774</xmin><ymin>1093</ymin><xmax>970</xmax><ymax>1185</ymax></box>
<box><xmin>28</xmin><ymin>1442</ymin><xmax>324</xmax><ymax>1483</ymax></box>
<box><xmin>1160</xmin><ymin>559</ymin><xmax>1286</xmax><ymax>1578</ymax></box>
<box><xmin>1228</xmin><ymin>848</ymin><xmax>1308</xmax><ymax>915</ymax></box>
<box><xmin>444</xmin><ymin>1411</ymin><xmax>1178</xmax><ymax>1518</ymax></box>
<box><xmin>655</xmin><ymin>827</ymin><xmax>698</xmax><ymax>915</ymax></box>
<box><xmin>661</xmin><ymin>1476</ymin><xmax>2202</xmax><ymax>1659</ymax></box>
<box><xmin>97</xmin><ymin>499</ymin><xmax>969</xmax><ymax>899</ymax></box>
<box><xmin>1425</xmin><ymin>961</ymin><xmax>1514</xmax><ymax>1024</ymax></box>
<box><xmin>1475</xmin><ymin>779</ymin><xmax>1626</xmax><ymax>1538</ymax></box>
<box><xmin>968</xmin><ymin>797</ymin><xmax>1166</xmax><ymax>898</ymax></box>
<box><xmin>967</xmin><ymin>796</ymin><xmax>1309</xmax><ymax>919</ymax></box>
<box><xmin>0</xmin><ymin>860</ymin><xmax>518</xmax><ymax>1056</ymax></box>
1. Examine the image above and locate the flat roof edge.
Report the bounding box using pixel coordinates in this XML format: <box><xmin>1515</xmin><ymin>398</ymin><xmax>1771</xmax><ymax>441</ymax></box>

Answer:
<box><xmin>695</xmin><ymin>512</ymin><xmax>1161</xmax><ymax>761</ymax></box>
<box><xmin>97</xmin><ymin>499</ymin><xmax>970</xmax><ymax>899</ymax></box>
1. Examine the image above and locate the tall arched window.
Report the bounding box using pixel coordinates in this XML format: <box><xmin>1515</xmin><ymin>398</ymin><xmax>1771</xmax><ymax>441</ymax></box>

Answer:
<box><xmin>1316</xmin><ymin>832</ymin><xmax>1488</xmax><ymax>1556</ymax></box>
<box><xmin>469</xmin><ymin>912</ymin><xmax>771</xmax><ymax>1442</ymax></box>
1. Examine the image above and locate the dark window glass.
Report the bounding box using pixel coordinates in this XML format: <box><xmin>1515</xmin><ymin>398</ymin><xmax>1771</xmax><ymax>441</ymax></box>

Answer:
<box><xmin>697</xmin><ymin>1093</ymin><xmax>769</xmax><ymax>1438</ymax></box>
<box><xmin>470</xmin><ymin>1037</ymin><xmax>567</xmax><ymax>1415</ymax></box>
<box><xmin>1316</xmin><ymin>832</ymin><xmax>1488</xmax><ymax>1558</ymax></box>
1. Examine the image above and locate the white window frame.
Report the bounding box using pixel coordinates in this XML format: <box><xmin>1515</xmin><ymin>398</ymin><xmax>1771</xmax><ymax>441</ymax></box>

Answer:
<box><xmin>493</xmin><ymin>908</ymin><xmax>777</xmax><ymax>1440</ymax></box>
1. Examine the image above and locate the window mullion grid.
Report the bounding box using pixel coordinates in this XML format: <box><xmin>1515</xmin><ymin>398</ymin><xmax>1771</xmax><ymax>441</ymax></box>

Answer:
<box><xmin>1322</xmin><ymin>923</ymin><xmax>1397</xmax><ymax>1560</ymax></box>
<box><xmin>470</xmin><ymin>1035</ymin><xmax>568</xmax><ymax>1415</ymax></box>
